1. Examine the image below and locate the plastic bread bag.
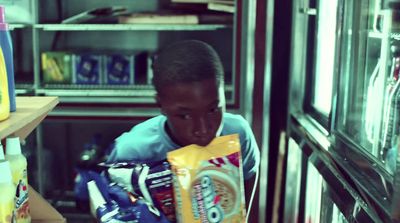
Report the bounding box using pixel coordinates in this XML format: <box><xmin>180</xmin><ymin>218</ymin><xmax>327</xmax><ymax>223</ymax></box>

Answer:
<box><xmin>167</xmin><ymin>134</ymin><xmax>246</xmax><ymax>223</ymax></box>
<box><xmin>86</xmin><ymin>171</ymin><xmax>170</xmax><ymax>223</ymax></box>
<box><xmin>100</xmin><ymin>160</ymin><xmax>176</xmax><ymax>222</ymax></box>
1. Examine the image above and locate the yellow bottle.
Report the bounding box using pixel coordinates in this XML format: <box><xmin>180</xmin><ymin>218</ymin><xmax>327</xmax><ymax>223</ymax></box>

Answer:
<box><xmin>0</xmin><ymin>161</ymin><xmax>16</xmax><ymax>223</ymax></box>
<box><xmin>0</xmin><ymin>45</ymin><xmax>9</xmax><ymax>121</ymax></box>
<box><xmin>5</xmin><ymin>137</ymin><xmax>30</xmax><ymax>223</ymax></box>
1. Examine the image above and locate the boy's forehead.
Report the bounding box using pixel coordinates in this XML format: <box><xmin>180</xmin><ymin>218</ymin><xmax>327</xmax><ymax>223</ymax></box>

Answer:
<box><xmin>159</xmin><ymin>79</ymin><xmax>219</xmax><ymax>94</ymax></box>
<box><xmin>158</xmin><ymin>79</ymin><xmax>221</xmax><ymax>103</ymax></box>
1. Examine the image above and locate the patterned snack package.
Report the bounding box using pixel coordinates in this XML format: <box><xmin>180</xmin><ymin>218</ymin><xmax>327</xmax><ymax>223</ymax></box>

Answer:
<box><xmin>101</xmin><ymin>160</ymin><xmax>176</xmax><ymax>223</ymax></box>
<box><xmin>167</xmin><ymin>134</ymin><xmax>246</xmax><ymax>223</ymax></box>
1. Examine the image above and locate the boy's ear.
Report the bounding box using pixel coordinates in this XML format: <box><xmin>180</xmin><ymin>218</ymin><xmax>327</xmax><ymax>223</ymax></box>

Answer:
<box><xmin>155</xmin><ymin>94</ymin><xmax>166</xmax><ymax>115</ymax></box>
<box><xmin>155</xmin><ymin>94</ymin><xmax>161</xmax><ymax>107</ymax></box>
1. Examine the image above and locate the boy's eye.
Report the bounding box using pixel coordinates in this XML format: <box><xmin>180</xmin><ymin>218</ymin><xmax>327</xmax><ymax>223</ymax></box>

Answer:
<box><xmin>178</xmin><ymin>114</ymin><xmax>192</xmax><ymax>120</ymax></box>
<box><xmin>208</xmin><ymin>107</ymin><xmax>221</xmax><ymax>114</ymax></box>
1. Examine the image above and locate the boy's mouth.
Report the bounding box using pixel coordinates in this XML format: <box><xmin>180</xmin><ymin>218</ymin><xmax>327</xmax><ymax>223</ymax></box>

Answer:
<box><xmin>193</xmin><ymin>137</ymin><xmax>214</xmax><ymax>147</ymax></box>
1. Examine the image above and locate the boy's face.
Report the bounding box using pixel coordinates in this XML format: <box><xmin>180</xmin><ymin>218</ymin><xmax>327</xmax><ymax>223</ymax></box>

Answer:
<box><xmin>157</xmin><ymin>78</ymin><xmax>224</xmax><ymax>147</ymax></box>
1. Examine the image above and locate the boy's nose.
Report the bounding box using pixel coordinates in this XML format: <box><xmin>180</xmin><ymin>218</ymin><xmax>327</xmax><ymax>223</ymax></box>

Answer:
<box><xmin>193</xmin><ymin>117</ymin><xmax>209</xmax><ymax>137</ymax></box>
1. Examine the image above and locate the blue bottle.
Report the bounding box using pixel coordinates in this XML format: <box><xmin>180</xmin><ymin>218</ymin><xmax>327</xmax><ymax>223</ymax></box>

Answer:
<box><xmin>0</xmin><ymin>6</ymin><xmax>15</xmax><ymax>112</ymax></box>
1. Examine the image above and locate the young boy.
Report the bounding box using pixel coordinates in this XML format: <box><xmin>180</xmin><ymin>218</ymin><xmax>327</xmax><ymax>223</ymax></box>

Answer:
<box><xmin>107</xmin><ymin>40</ymin><xmax>260</xmax><ymax>208</ymax></box>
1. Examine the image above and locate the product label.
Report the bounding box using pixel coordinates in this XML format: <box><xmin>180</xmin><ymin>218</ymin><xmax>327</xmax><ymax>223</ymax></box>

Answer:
<box><xmin>106</xmin><ymin>55</ymin><xmax>132</xmax><ymax>84</ymax></box>
<box><xmin>193</xmin><ymin>176</ymin><xmax>224</xmax><ymax>223</ymax></box>
<box><xmin>14</xmin><ymin>169</ymin><xmax>30</xmax><ymax>223</ymax></box>
<box><xmin>105</xmin><ymin>160</ymin><xmax>176</xmax><ymax>222</ymax></box>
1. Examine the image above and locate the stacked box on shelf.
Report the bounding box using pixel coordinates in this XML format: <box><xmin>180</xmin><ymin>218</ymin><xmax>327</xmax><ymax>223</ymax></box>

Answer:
<box><xmin>104</xmin><ymin>54</ymin><xmax>135</xmax><ymax>85</ymax></box>
<box><xmin>41</xmin><ymin>51</ymin><xmax>155</xmax><ymax>86</ymax></box>
<box><xmin>41</xmin><ymin>52</ymin><xmax>73</xmax><ymax>84</ymax></box>
<box><xmin>73</xmin><ymin>53</ymin><xmax>103</xmax><ymax>85</ymax></box>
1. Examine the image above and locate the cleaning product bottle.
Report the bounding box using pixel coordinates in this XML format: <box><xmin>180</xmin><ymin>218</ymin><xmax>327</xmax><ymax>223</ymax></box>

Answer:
<box><xmin>5</xmin><ymin>137</ymin><xmax>30</xmax><ymax>223</ymax></box>
<box><xmin>0</xmin><ymin>142</ymin><xmax>5</xmax><ymax>160</ymax></box>
<box><xmin>0</xmin><ymin>6</ymin><xmax>15</xmax><ymax>112</ymax></box>
<box><xmin>0</xmin><ymin>44</ymin><xmax>9</xmax><ymax>121</ymax></box>
<box><xmin>0</xmin><ymin>161</ymin><xmax>16</xmax><ymax>223</ymax></box>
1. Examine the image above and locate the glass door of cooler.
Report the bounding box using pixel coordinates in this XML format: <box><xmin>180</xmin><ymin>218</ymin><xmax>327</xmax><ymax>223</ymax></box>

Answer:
<box><xmin>334</xmin><ymin>0</ymin><xmax>400</xmax><ymax>220</ymax></box>
<box><xmin>286</xmin><ymin>0</ymin><xmax>400</xmax><ymax>221</ymax></box>
<box><xmin>335</xmin><ymin>0</ymin><xmax>391</xmax><ymax>173</ymax></box>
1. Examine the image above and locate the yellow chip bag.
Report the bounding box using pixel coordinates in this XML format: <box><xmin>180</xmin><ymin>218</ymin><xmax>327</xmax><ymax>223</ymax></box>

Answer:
<box><xmin>167</xmin><ymin>134</ymin><xmax>246</xmax><ymax>223</ymax></box>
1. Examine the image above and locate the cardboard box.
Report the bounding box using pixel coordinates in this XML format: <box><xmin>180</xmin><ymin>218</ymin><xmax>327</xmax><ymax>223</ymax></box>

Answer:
<box><xmin>104</xmin><ymin>54</ymin><xmax>134</xmax><ymax>85</ymax></box>
<box><xmin>73</xmin><ymin>54</ymin><xmax>103</xmax><ymax>84</ymax></box>
<box><xmin>29</xmin><ymin>185</ymin><xmax>66</xmax><ymax>223</ymax></box>
<box><xmin>41</xmin><ymin>52</ymin><xmax>73</xmax><ymax>84</ymax></box>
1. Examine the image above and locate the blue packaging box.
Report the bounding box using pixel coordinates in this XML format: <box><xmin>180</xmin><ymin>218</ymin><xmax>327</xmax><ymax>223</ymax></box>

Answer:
<box><xmin>104</xmin><ymin>54</ymin><xmax>134</xmax><ymax>85</ymax></box>
<box><xmin>74</xmin><ymin>54</ymin><xmax>102</xmax><ymax>84</ymax></box>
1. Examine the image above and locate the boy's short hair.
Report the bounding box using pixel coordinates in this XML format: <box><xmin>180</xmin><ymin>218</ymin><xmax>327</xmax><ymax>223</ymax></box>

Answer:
<box><xmin>152</xmin><ymin>40</ymin><xmax>224</xmax><ymax>93</ymax></box>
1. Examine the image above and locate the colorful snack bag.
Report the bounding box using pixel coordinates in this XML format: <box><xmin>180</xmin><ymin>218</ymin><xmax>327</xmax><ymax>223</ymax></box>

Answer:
<box><xmin>102</xmin><ymin>160</ymin><xmax>176</xmax><ymax>222</ymax></box>
<box><xmin>167</xmin><ymin>134</ymin><xmax>246</xmax><ymax>223</ymax></box>
<box><xmin>86</xmin><ymin>171</ymin><xmax>170</xmax><ymax>223</ymax></box>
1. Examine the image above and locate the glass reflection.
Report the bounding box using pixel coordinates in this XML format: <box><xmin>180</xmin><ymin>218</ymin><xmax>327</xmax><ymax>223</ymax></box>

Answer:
<box><xmin>312</xmin><ymin>0</ymin><xmax>338</xmax><ymax>116</ymax></box>
<box><xmin>336</xmin><ymin>0</ymin><xmax>400</xmax><ymax>174</ymax></box>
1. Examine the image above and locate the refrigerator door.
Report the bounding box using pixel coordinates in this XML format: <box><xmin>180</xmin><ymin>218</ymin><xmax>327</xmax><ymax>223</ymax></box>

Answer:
<box><xmin>335</xmin><ymin>0</ymin><xmax>397</xmax><ymax>174</ymax></box>
<box><xmin>286</xmin><ymin>0</ymin><xmax>400</xmax><ymax>221</ymax></box>
<box><xmin>333</xmin><ymin>1</ymin><xmax>400</xmax><ymax>219</ymax></box>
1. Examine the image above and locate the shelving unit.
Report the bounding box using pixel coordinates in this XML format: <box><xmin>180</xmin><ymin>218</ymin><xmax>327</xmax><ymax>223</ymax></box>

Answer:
<box><xmin>34</xmin><ymin>84</ymin><xmax>234</xmax><ymax>104</ymax></box>
<box><xmin>11</xmin><ymin>0</ymin><xmax>236</xmax><ymax>106</ymax></box>
<box><xmin>0</xmin><ymin>96</ymin><xmax>64</xmax><ymax>223</ymax></box>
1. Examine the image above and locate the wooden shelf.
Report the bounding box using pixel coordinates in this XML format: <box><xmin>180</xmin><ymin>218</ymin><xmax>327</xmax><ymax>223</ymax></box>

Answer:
<box><xmin>0</xmin><ymin>96</ymin><xmax>59</xmax><ymax>140</ymax></box>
